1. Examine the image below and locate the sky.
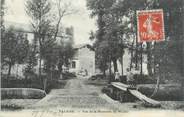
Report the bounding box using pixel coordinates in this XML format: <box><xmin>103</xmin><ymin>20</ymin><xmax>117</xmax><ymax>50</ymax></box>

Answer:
<box><xmin>4</xmin><ymin>0</ymin><xmax>97</xmax><ymax>45</ymax></box>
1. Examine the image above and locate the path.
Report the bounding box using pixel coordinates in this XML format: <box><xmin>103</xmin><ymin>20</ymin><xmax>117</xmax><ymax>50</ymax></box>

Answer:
<box><xmin>27</xmin><ymin>77</ymin><xmax>124</xmax><ymax>112</ymax></box>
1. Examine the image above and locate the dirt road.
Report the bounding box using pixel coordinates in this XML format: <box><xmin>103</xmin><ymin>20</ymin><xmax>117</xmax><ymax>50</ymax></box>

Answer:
<box><xmin>27</xmin><ymin>77</ymin><xmax>125</xmax><ymax>112</ymax></box>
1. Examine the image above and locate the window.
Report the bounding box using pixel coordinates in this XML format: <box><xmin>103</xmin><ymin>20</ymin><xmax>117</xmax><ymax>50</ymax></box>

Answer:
<box><xmin>72</xmin><ymin>61</ymin><xmax>76</xmax><ymax>68</ymax></box>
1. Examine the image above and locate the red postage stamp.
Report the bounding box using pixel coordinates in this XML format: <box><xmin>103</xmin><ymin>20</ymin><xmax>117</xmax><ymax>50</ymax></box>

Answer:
<box><xmin>137</xmin><ymin>9</ymin><xmax>165</xmax><ymax>43</ymax></box>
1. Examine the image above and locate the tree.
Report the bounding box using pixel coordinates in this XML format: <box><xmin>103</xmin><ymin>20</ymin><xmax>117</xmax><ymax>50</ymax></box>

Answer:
<box><xmin>57</xmin><ymin>28</ymin><xmax>75</xmax><ymax>74</ymax></box>
<box><xmin>87</xmin><ymin>0</ymin><xmax>116</xmax><ymax>75</ymax></box>
<box><xmin>49</xmin><ymin>0</ymin><xmax>76</xmax><ymax>75</ymax></box>
<box><xmin>51</xmin><ymin>0</ymin><xmax>77</xmax><ymax>41</ymax></box>
<box><xmin>117</xmin><ymin>0</ymin><xmax>184</xmax><ymax>96</ymax></box>
<box><xmin>87</xmin><ymin>0</ymin><xmax>128</xmax><ymax>80</ymax></box>
<box><xmin>0</xmin><ymin>0</ymin><xmax>5</xmax><ymax>31</ymax></box>
<box><xmin>1</xmin><ymin>0</ymin><xmax>5</xmax><ymax>68</ymax></box>
<box><xmin>89</xmin><ymin>30</ymin><xmax>95</xmax><ymax>41</ymax></box>
<box><xmin>88</xmin><ymin>0</ymin><xmax>183</xmax><ymax>84</ymax></box>
<box><xmin>25</xmin><ymin>0</ymin><xmax>56</xmax><ymax>91</ymax></box>
<box><xmin>24</xmin><ymin>44</ymin><xmax>38</xmax><ymax>76</ymax></box>
<box><xmin>153</xmin><ymin>0</ymin><xmax>184</xmax><ymax>97</ymax></box>
<box><xmin>42</xmin><ymin>38</ymin><xmax>57</xmax><ymax>79</ymax></box>
<box><xmin>25</xmin><ymin>0</ymin><xmax>52</xmax><ymax>78</ymax></box>
<box><xmin>96</xmin><ymin>43</ymin><xmax>109</xmax><ymax>76</ymax></box>
<box><xmin>1</xmin><ymin>26</ymin><xmax>29</xmax><ymax>79</ymax></box>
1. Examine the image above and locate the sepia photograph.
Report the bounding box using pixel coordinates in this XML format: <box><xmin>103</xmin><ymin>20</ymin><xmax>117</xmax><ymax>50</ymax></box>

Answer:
<box><xmin>0</xmin><ymin>0</ymin><xmax>184</xmax><ymax>117</ymax></box>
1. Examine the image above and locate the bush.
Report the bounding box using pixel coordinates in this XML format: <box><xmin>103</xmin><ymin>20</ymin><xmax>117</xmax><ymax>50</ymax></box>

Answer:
<box><xmin>102</xmin><ymin>86</ymin><xmax>111</xmax><ymax>94</ymax></box>
<box><xmin>1</xmin><ymin>71</ymin><xmax>71</xmax><ymax>95</ymax></box>
<box><xmin>45</xmin><ymin>79</ymin><xmax>67</xmax><ymax>93</ymax></box>
<box><xmin>138</xmin><ymin>84</ymin><xmax>182</xmax><ymax>101</ymax></box>
<box><xmin>62</xmin><ymin>72</ymin><xmax>76</xmax><ymax>80</ymax></box>
<box><xmin>1</xmin><ymin>74</ymin><xmax>43</xmax><ymax>89</ymax></box>
<box><xmin>89</xmin><ymin>74</ymin><xmax>106</xmax><ymax>81</ymax></box>
<box><xmin>120</xmin><ymin>75</ymin><xmax>127</xmax><ymax>83</ymax></box>
<box><xmin>1</xmin><ymin>104</ymin><xmax>23</xmax><ymax>110</ymax></box>
<box><xmin>1</xmin><ymin>88</ymin><xmax>46</xmax><ymax>99</ymax></box>
<box><xmin>118</xmin><ymin>74</ymin><xmax>159</xmax><ymax>84</ymax></box>
<box><xmin>133</xmin><ymin>74</ymin><xmax>156</xmax><ymax>84</ymax></box>
<box><xmin>51</xmin><ymin>70</ymin><xmax>60</xmax><ymax>79</ymax></box>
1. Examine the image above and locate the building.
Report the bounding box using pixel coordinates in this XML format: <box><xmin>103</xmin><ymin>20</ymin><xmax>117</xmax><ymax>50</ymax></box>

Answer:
<box><xmin>2</xmin><ymin>22</ymin><xmax>73</xmax><ymax>77</ymax></box>
<box><xmin>69</xmin><ymin>44</ymin><xmax>95</xmax><ymax>77</ymax></box>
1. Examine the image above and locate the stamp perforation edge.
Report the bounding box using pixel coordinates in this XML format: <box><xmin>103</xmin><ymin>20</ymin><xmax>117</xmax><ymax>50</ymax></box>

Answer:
<box><xmin>136</xmin><ymin>9</ymin><xmax>165</xmax><ymax>43</ymax></box>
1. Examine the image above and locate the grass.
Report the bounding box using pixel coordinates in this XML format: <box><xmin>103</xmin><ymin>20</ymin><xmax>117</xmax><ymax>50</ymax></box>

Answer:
<box><xmin>87</xmin><ymin>74</ymin><xmax>183</xmax><ymax>101</ymax></box>
<box><xmin>1</xmin><ymin>71</ymin><xmax>74</xmax><ymax>94</ymax></box>
<box><xmin>85</xmin><ymin>78</ymin><xmax>109</xmax><ymax>86</ymax></box>
<box><xmin>1</xmin><ymin>104</ymin><xmax>24</xmax><ymax>111</ymax></box>
<box><xmin>1</xmin><ymin>88</ymin><xmax>46</xmax><ymax>99</ymax></box>
<box><xmin>87</xmin><ymin>77</ymin><xmax>183</xmax><ymax>101</ymax></box>
<box><xmin>1</xmin><ymin>99</ymin><xmax>41</xmax><ymax>111</ymax></box>
<box><xmin>138</xmin><ymin>84</ymin><xmax>182</xmax><ymax>101</ymax></box>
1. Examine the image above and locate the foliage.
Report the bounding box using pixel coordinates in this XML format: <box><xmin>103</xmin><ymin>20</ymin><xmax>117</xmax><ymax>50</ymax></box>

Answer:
<box><xmin>25</xmin><ymin>0</ymin><xmax>53</xmax><ymax>78</ymax></box>
<box><xmin>87</xmin><ymin>0</ymin><xmax>183</xmax><ymax>84</ymax></box>
<box><xmin>89</xmin><ymin>30</ymin><xmax>95</xmax><ymax>41</ymax></box>
<box><xmin>1</xmin><ymin>73</ymin><xmax>42</xmax><ymax>89</ymax></box>
<box><xmin>24</xmin><ymin>46</ymin><xmax>38</xmax><ymax>74</ymax></box>
<box><xmin>0</xmin><ymin>0</ymin><xmax>5</xmax><ymax>31</ymax></box>
<box><xmin>51</xmin><ymin>0</ymin><xmax>77</xmax><ymax>41</ymax></box>
<box><xmin>1</xmin><ymin>26</ymin><xmax>29</xmax><ymax>77</ymax></box>
<box><xmin>95</xmin><ymin>45</ymin><xmax>109</xmax><ymax>75</ymax></box>
<box><xmin>87</xmin><ymin>0</ymin><xmax>130</xmax><ymax>77</ymax></box>
<box><xmin>87</xmin><ymin>0</ymin><xmax>110</xmax><ymax>74</ymax></box>
<box><xmin>57</xmin><ymin>38</ymin><xmax>74</xmax><ymax>73</ymax></box>
<box><xmin>151</xmin><ymin>0</ymin><xmax>184</xmax><ymax>81</ymax></box>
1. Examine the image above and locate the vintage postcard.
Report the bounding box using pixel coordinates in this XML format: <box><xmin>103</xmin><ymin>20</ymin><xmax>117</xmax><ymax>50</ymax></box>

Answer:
<box><xmin>1</xmin><ymin>0</ymin><xmax>184</xmax><ymax>117</ymax></box>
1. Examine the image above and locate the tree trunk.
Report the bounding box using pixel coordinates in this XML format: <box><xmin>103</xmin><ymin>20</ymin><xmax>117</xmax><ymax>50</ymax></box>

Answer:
<box><xmin>181</xmin><ymin>38</ymin><xmax>184</xmax><ymax>100</ymax></box>
<box><xmin>135</xmin><ymin>34</ymin><xmax>138</xmax><ymax>69</ymax></box>
<box><xmin>140</xmin><ymin>43</ymin><xmax>143</xmax><ymax>75</ymax></box>
<box><xmin>25</xmin><ymin>75</ymin><xmax>28</xmax><ymax>87</ymax></box>
<box><xmin>54</xmin><ymin>17</ymin><xmax>62</xmax><ymax>41</ymax></box>
<box><xmin>108</xmin><ymin>61</ymin><xmax>112</xmax><ymax>84</ymax></box>
<box><xmin>39</xmin><ymin>57</ymin><xmax>42</xmax><ymax>77</ymax></box>
<box><xmin>153</xmin><ymin>42</ymin><xmax>156</xmax><ymax>76</ymax></box>
<box><xmin>7</xmin><ymin>63</ymin><xmax>12</xmax><ymax>87</ymax></box>
<box><xmin>16</xmin><ymin>64</ymin><xmax>19</xmax><ymax>77</ymax></box>
<box><xmin>150</xmin><ymin>75</ymin><xmax>160</xmax><ymax>98</ymax></box>
<box><xmin>50</xmin><ymin>65</ymin><xmax>55</xmax><ymax>80</ymax></box>
<box><xmin>121</xmin><ymin>55</ymin><xmax>124</xmax><ymax>76</ymax></box>
<box><xmin>7</xmin><ymin>63</ymin><xmax>12</xmax><ymax>78</ymax></box>
<box><xmin>147</xmin><ymin>42</ymin><xmax>153</xmax><ymax>76</ymax></box>
<box><xmin>103</xmin><ymin>69</ymin><xmax>106</xmax><ymax>77</ymax></box>
<box><xmin>112</xmin><ymin>58</ymin><xmax>118</xmax><ymax>73</ymax></box>
<box><xmin>58</xmin><ymin>61</ymin><xmax>63</xmax><ymax>74</ymax></box>
<box><xmin>43</xmin><ymin>78</ymin><xmax>47</xmax><ymax>91</ymax></box>
<box><xmin>151</xmin><ymin>63</ymin><xmax>160</xmax><ymax>98</ymax></box>
<box><xmin>39</xmin><ymin>56</ymin><xmax>44</xmax><ymax>90</ymax></box>
<box><xmin>130</xmin><ymin>37</ymin><xmax>135</xmax><ymax>70</ymax></box>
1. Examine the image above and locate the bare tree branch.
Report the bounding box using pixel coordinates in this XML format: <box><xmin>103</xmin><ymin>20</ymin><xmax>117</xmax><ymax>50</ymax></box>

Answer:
<box><xmin>53</xmin><ymin>0</ymin><xmax>78</xmax><ymax>40</ymax></box>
